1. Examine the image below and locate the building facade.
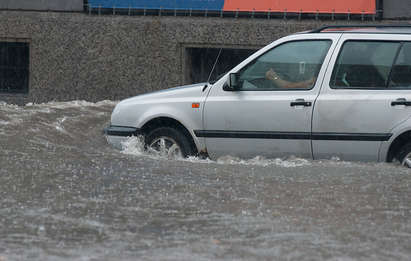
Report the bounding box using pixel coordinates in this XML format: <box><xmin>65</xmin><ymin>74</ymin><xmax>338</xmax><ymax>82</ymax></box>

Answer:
<box><xmin>0</xmin><ymin>0</ymin><xmax>410</xmax><ymax>104</ymax></box>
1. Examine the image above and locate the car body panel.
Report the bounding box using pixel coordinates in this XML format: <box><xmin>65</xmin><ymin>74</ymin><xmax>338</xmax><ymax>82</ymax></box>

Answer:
<box><xmin>201</xmin><ymin>33</ymin><xmax>341</xmax><ymax>159</ymax></box>
<box><xmin>312</xmin><ymin>33</ymin><xmax>411</xmax><ymax>161</ymax></box>
<box><xmin>108</xmin><ymin>82</ymin><xmax>209</xmax><ymax>151</ymax></box>
<box><xmin>379</xmin><ymin>116</ymin><xmax>411</xmax><ymax>162</ymax></box>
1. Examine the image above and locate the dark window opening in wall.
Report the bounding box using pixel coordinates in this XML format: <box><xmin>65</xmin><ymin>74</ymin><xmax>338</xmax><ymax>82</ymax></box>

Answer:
<box><xmin>185</xmin><ymin>47</ymin><xmax>258</xmax><ymax>84</ymax></box>
<box><xmin>0</xmin><ymin>42</ymin><xmax>29</xmax><ymax>94</ymax></box>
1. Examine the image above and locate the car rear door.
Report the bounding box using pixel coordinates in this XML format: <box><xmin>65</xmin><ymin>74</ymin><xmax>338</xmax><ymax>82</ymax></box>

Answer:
<box><xmin>312</xmin><ymin>33</ymin><xmax>411</xmax><ymax>161</ymax></box>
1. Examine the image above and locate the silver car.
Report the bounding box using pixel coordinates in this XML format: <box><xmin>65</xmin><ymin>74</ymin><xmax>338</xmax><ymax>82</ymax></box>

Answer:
<box><xmin>105</xmin><ymin>25</ymin><xmax>411</xmax><ymax>167</ymax></box>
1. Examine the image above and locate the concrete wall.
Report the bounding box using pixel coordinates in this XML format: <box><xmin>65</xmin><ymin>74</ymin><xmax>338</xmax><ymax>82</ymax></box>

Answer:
<box><xmin>0</xmin><ymin>0</ymin><xmax>83</xmax><ymax>12</ymax></box>
<box><xmin>383</xmin><ymin>0</ymin><xmax>411</xmax><ymax>19</ymax></box>
<box><xmin>0</xmin><ymin>11</ymin><xmax>399</xmax><ymax>104</ymax></box>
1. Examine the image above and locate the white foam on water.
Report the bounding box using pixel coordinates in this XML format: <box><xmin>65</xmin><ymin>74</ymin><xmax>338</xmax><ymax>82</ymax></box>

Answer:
<box><xmin>120</xmin><ymin>135</ymin><xmax>187</xmax><ymax>160</ymax></box>
<box><xmin>0</xmin><ymin>120</ymin><xmax>10</xmax><ymax>125</ymax></box>
<box><xmin>0</xmin><ymin>118</ymin><xmax>23</xmax><ymax>127</ymax></box>
<box><xmin>53</xmin><ymin>117</ymin><xmax>68</xmax><ymax>133</ymax></box>
<box><xmin>216</xmin><ymin>155</ymin><xmax>311</xmax><ymax>168</ymax></box>
<box><xmin>120</xmin><ymin>136</ymin><xmax>312</xmax><ymax>168</ymax></box>
<box><xmin>0</xmin><ymin>100</ymin><xmax>117</xmax><ymax>127</ymax></box>
<box><xmin>25</xmin><ymin>100</ymin><xmax>117</xmax><ymax>109</ymax></box>
<box><xmin>120</xmin><ymin>136</ymin><xmax>146</xmax><ymax>156</ymax></box>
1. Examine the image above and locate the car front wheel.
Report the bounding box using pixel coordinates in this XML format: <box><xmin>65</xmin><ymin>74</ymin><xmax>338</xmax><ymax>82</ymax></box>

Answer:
<box><xmin>145</xmin><ymin>126</ymin><xmax>195</xmax><ymax>159</ymax></box>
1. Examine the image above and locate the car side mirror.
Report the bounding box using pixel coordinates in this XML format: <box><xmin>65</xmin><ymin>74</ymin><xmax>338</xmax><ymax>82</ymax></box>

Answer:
<box><xmin>223</xmin><ymin>73</ymin><xmax>239</xmax><ymax>91</ymax></box>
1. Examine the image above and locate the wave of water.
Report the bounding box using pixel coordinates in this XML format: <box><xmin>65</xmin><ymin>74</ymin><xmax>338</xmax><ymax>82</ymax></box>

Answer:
<box><xmin>0</xmin><ymin>100</ymin><xmax>402</xmax><ymax>169</ymax></box>
<box><xmin>120</xmin><ymin>136</ymin><xmax>312</xmax><ymax>167</ymax></box>
<box><xmin>1</xmin><ymin>100</ymin><xmax>314</xmax><ymax>168</ymax></box>
<box><xmin>1</xmin><ymin>100</ymin><xmax>411</xmax><ymax>261</ymax></box>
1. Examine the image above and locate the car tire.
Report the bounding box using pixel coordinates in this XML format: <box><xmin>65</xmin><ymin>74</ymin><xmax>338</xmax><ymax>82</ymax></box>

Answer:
<box><xmin>145</xmin><ymin>126</ymin><xmax>195</xmax><ymax>158</ymax></box>
<box><xmin>396</xmin><ymin>142</ymin><xmax>411</xmax><ymax>167</ymax></box>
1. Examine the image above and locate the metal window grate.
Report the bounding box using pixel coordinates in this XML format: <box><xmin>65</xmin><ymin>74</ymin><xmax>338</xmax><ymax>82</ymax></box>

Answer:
<box><xmin>185</xmin><ymin>47</ymin><xmax>257</xmax><ymax>84</ymax></box>
<box><xmin>0</xmin><ymin>42</ymin><xmax>29</xmax><ymax>94</ymax></box>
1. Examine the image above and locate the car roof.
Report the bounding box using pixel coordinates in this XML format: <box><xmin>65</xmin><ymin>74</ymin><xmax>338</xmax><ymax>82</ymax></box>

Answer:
<box><xmin>308</xmin><ymin>25</ymin><xmax>411</xmax><ymax>34</ymax></box>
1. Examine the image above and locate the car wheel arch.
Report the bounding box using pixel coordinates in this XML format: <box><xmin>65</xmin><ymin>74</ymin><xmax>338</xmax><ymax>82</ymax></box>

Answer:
<box><xmin>140</xmin><ymin>117</ymin><xmax>198</xmax><ymax>155</ymax></box>
<box><xmin>386</xmin><ymin>130</ymin><xmax>411</xmax><ymax>162</ymax></box>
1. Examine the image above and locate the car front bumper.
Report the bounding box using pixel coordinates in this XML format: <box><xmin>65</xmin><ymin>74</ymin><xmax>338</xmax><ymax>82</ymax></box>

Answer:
<box><xmin>103</xmin><ymin>125</ymin><xmax>142</xmax><ymax>150</ymax></box>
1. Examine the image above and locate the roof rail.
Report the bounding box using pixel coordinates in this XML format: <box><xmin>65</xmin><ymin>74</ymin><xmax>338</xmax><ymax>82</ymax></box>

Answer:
<box><xmin>310</xmin><ymin>24</ymin><xmax>411</xmax><ymax>33</ymax></box>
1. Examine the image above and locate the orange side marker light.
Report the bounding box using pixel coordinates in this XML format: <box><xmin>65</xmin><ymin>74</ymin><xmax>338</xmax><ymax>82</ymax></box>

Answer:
<box><xmin>192</xmin><ymin>103</ymin><xmax>200</xmax><ymax>108</ymax></box>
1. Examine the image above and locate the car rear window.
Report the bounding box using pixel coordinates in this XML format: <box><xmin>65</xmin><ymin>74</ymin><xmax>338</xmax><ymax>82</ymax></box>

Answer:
<box><xmin>330</xmin><ymin>41</ymin><xmax>401</xmax><ymax>89</ymax></box>
<box><xmin>389</xmin><ymin>42</ymin><xmax>411</xmax><ymax>88</ymax></box>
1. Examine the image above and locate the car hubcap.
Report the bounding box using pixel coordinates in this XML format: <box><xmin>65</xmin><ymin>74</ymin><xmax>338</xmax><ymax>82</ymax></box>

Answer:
<box><xmin>402</xmin><ymin>152</ymin><xmax>411</xmax><ymax>168</ymax></box>
<box><xmin>149</xmin><ymin>136</ymin><xmax>183</xmax><ymax>159</ymax></box>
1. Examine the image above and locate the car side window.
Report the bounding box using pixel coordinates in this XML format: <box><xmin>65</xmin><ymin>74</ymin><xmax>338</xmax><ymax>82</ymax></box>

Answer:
<box><xmin>330</xmin><ymin>41</ymin><xmax>400</xmax><ymax>89</ymax></box>
<box><xmin>236</xmin><ymin>40</ymin><xmax>331</xmax><ymax>91</ymax></box>
<box><xmin>389</xmin><ymin>43</ymin><xmax>411</xmax><ymax>88</ymax></box>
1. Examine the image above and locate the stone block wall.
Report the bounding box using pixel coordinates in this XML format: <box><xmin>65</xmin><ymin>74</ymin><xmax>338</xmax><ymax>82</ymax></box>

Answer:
<box><xmin>0</xmin><ymin>0</ymin><xmax>83</xmax><ymax>11</ymax></box>
<box><xmin>0</xmin><ymin>11</ymin><xmax>383</xmax><ymax>104</ymax></box>
<box><xmin>383</xmin><ymin>0</ymin><xmax>411</xmax><ymax>19</ymax></box>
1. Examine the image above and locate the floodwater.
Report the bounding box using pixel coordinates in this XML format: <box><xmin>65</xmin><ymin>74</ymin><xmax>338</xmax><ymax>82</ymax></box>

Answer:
<box><xmin>0</xmin><ymin>101</ymin><xmax>410</xmax><ymax>260</ymax></box>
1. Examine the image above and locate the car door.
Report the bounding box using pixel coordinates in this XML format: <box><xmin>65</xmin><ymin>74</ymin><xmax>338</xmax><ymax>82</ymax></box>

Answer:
<box><xmin>198</xmin><ymin>34</ymin><xmax>339</xmax><ymax>159</ymax></box>
<box><xmin>313</xmin><ymin>34</ymin><xmax>411</xmax><ymax>161</ymax></box>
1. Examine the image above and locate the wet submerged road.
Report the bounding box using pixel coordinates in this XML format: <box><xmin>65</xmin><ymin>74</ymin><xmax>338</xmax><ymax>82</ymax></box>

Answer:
<box><xmin>0</xmin><ymin>101</ymin><xmax>411</xmax><ymax>260</ymax></box>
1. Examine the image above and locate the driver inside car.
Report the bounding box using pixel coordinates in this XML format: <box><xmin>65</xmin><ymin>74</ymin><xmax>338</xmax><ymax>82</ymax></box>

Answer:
<box><xmin>265</xmin><ymin>68</ymin><xmax>316</xmax><ymax>89</ymax></box>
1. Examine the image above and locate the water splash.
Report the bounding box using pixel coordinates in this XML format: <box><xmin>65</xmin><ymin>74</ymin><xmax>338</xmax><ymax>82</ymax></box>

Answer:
<box><xmin>216</xmin><ymin>155</ymin><xmax>311</xmax><ymax>168</ymax></box>
<box><xmin>25</xmin><ymin>100</ymin><xmax>117</xmax><ymax>109</ymax></box>
<box><xmin>120</xmin><ymin>136</ymin><xmax>146</xmax><ymax>156</ymax></box>
<box><xmin>120</xmin><ymin>136</ymin><xmax>311</xmax><ymax>167</ymax></box>
<box><xmin>1</xmin><ymin>100</ymin><xmax>410</xmax><ymax>261</ymax></box>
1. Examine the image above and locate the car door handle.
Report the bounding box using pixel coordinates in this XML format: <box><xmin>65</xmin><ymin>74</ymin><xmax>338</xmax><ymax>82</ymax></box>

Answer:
<box><xmin>290</xmin><ymin>99</ymin><xmax>312</xmax><ymax>107</ymax></box>
<box><xmin>391</xmin><ymin>98</ymin><xmax>411</xmax><ymax>106</ymax></box>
